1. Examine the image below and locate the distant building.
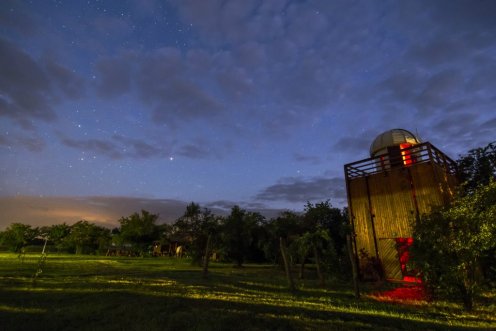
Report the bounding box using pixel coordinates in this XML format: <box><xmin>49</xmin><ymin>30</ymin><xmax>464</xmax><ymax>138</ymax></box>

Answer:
<box><xmin>344</xmin><ymin>129</ymin><xmax>457</xmax><ymax>281</ymax></box>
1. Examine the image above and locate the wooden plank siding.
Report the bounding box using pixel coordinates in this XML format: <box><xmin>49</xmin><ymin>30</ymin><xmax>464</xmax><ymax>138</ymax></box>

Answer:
<box><xmin>347</xmin><ymin>156</ymin><xmax>457</xmax><ymax>280</ymax></box>
<box><xmin>348</xmin><ymin>176</ymin><xmax>376</xmax><ymax>259</ymax></box>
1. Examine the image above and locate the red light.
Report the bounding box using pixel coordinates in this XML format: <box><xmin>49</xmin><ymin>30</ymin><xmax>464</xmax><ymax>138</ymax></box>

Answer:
<box><xmin>396</xmin><ymin>237</ymin><xmax>420</xmax><ymax>283</ymax></box>
<box><xmin>374</xmin><ymin>285</ymin><xmax>427</xmax><ymax>302</ymax></box>
<box><xmin>400</xmin><ymin>143</ymin><xmax>413</xmax><ymax>165</ymax></box>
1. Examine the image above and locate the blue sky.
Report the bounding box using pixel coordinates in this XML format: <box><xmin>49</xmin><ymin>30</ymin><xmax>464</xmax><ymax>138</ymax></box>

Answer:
<box><xmin>1</xmin><ymin>0</ymin><xmax>495</xmax><ymax>228</ymax></box>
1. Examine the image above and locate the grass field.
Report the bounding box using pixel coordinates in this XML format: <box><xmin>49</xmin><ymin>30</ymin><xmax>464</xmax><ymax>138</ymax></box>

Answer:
<box><xmin>0</xmin><ymin>253</ymin><xmax>494</xmax><ymax>330</ymax></box>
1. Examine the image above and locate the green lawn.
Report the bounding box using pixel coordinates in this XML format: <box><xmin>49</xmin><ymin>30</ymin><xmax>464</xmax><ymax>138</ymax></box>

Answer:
<box><xmin>0</xmin><ymin>253</ymin><xmax>494</xmax><ymax>330</ymax></box>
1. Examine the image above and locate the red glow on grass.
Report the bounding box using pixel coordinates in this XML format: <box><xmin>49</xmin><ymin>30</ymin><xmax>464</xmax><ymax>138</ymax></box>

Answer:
<box><xmin>374</xmin><ymin>284</ymin><xmax>427</xmax><ymax>302</ymax></box>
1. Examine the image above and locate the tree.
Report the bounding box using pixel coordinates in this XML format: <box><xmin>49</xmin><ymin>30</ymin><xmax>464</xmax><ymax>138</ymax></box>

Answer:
<box><xmin>173</xmin><ymin>202</ymin><xmax>218</xmax><ymax>268</ymax></box>
<box><xmin>457</xmin><ymin>141</ymin><xmax>496</xmax><ymax>194</ymax></box>
<box><xmin>262</xmin><ymin>211</ymin><xmax>302</xmax><ymax>264</ymax></box>
<box><xmin>63</xmin><ymin>220</ymin><xmax>111</xmax><ymax>255</ymax></box>
<box><xmin>221</xmin><ymin>206</ymin><xmax>262</xmax><ymax>267</ymax></box>
<box><xmin>118</xmin><ymin>210</ymin><xmax>159</xmax><ymax>255</ymax></box>
<box><xmin>0</xmin><ymin>223</ymin><xmax>38</xmax><ymax>252</ymax></box>
<box><xmin>291</xmin><ymin>229</ymin><xmax>334</xmax><ymax>286</ymax></box>
<box><xmin>301</xmin><ymin>201</ymin><xmax>349</xmax><ymax>280</ymax></box>
<box><xmin>40</xmin><ymin>223</ymin><xmax>71</xmax><ymax>252</ymax></box>
<box><xmin>262</xmin><ymin>211</ymin><xmax>303</xmax><ymax>290</ymax></box>
<box><xmin>410</xmin><ymin>180</ymin><xmax>496</xmax><ymax>310</ymax></box>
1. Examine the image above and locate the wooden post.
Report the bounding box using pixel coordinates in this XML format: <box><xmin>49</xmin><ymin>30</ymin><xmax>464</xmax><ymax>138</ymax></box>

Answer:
<box><xmin>346</xmin><ymin>234</ymin><xmax>360</xmax><ymax>299</ymax></box>
<box><xmin>280</xmin><ymin>237</ymin><xmax>296</xmax><ymax>291</ymax></box>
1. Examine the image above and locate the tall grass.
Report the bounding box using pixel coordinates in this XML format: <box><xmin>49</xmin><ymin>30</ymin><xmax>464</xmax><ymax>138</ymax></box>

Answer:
<box><xmin>0</xmin><ymin>253</ymin><xmax>494</xmax><ymax>330</ymax></box>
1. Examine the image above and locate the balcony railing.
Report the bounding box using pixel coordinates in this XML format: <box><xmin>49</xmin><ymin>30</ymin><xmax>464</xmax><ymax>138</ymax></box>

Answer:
<box><xmin>344</xmin><ymin>142</ymin><xmax>457</xmax><ymax>180</ymax></box>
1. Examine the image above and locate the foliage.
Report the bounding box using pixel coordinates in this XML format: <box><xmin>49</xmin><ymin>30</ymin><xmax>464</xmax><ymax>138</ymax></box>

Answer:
<box><xmin>410</xmin><ymin>180</ymin><xmax>496</xmax><ymax>310</ymax></box>
<box><xmin>39</xmin><ymin>223</ymin><xmax>71</xmax><ymax>252</ymax></box>
<box><xmin>173</xmin><ymin>203</ymin><xmax>221</xmax><ymax>265</ymax></box>
<box><xmin>0</xmin><ymin>223</ymin><xmax>39</xmax><ymax>252</ymax></box>
<box><xmin>261</xmin><ymin>211</ymin><xmax>302</xmax><ymax>264</ymax></box>
<box><xmin>302</xmin><ymin>201</ymin><xmax>349</xmax><ymax>279</ymax></box>
<box><xmin>118</xmin><ymin>210</ymin><xmax>159</xmax><ymax>254</ymax></box>
<box><xmin>221</xmin><ymin>206</ymin><xmax>264</xmax><ymax>267</ymax></box>
<box><xmin>457</xmin><ymin>141</ymin><xmax>496</xmax><ymax>195</ymax></box>
<box><xmin>62</xmin><ymin>220</ymin><xmax>111</xmax><ymax>255</ymax></box>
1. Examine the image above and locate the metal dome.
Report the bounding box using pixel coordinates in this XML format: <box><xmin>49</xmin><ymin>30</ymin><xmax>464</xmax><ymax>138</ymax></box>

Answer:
<box><xmin>369</xmin><ymin>129</ymin><xmax>421</xmax><ymax>157</ymax></box>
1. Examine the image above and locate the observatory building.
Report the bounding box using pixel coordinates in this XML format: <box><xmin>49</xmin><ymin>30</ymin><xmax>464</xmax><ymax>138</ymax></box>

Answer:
<box><xmin>344</xmin><ymin>129</ymin><xmax>457</xmax><ymax>281</ymax></box>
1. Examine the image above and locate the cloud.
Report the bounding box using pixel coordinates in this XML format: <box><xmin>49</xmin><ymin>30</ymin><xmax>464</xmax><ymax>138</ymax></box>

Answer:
<box><xmin>95</xmin><ymin>55</ymin><xmax>133</xmax><ymax>98</ymax></box>
<box><xmin>0</xmin><ymin>133</ymin><xmax>45</xmax><ymax>152</ymax></box>
<box><xmin>43</xmin><ymin>57</ymin><xmax>85</xmax><ymax>99</ymax></box>
<box><xmin>0</xmin><ymin>38</ymin><xmax>55</xmax><ymax>123</ymax></box>
<box><xmin>255</xmin><ymin>176</ymin><xmax>346</xmax><ymax>205</ymax></box>
<box><xmin>407</xmin><ymin>38</ymin><xmax>469</xmax><ymax>66</ymax></box>
<box><xmin>0</xmin><ymin>1</ymin><xmax>37</xmax><ymax>36</ymax></box>
<box><xmin>176</xmin><ymin>143</ymin><xmax>211</xmax><ymax>159</ymax></box>
<box><xmin>60</xmin><ymin>134</ymin><xmax>170</xmax><ymax>160</ymax></box>
<box><xmin>0</xmin><ymin>196</ymin><xmax>191</xmax><ymax>229</ymax></box>
<box><xmin>60</xmin><ymin>133</ymin><xmax>224</xmax><ymax>161</ymax></box>
<box><xmin>333</xmin><ymin>134</ymin><xmax>375</xmax><ymax>156</ymax></box>
<box><xmin>0</xmin><ymin>37</ymin><xmax>85</xmax><ymax>128</ymax></box>
<box><xmin>293</xmin><ymin>153</ymin><xmax>322</xmax><ymax>165</ymax></box>
<box><xmin>0</xmin><ymin>196</ymin><xmax>288</xmax><ymax>230</ymax></box>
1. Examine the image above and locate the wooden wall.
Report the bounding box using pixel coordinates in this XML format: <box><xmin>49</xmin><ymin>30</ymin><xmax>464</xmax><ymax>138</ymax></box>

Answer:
<box><xmin>348</xmin><ymin>161</ymin><xmax>457</xmax><ymax>280</ymax></box>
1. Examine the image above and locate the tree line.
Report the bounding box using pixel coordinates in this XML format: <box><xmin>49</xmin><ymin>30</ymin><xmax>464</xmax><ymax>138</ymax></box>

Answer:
<box><xmin>0</xmin><ymin>201</ymin><xmax>351</xmax><ymax>281</ymax></box>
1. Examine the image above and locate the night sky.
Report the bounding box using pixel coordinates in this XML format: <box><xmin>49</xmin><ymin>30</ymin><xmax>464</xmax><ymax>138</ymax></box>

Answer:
<box><xmin>1</xmin><ymin>0</ymin><xmax>495</xmax><ymax>228</ymax></box>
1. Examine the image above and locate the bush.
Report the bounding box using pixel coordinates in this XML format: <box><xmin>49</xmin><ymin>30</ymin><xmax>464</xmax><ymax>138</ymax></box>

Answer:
<box><xmin>410</xmin><ymin>181</ymin><xmax>496</xmax><ymax>310</ymax></box>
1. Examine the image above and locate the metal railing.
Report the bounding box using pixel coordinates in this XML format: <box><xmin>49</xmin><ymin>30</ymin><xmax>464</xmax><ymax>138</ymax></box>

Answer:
<box><xmin>344</xmin><ymin>142</ymin><xmax>457</xmax><ymax>180</ymax></box>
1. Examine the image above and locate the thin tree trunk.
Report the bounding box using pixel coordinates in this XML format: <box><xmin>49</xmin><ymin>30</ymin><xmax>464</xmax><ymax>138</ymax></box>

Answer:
<box><xmin>202</xmin><ymin>234</ymin><xmax>212</xmax><ymax>279</ymax></box>
<box><xmin>313</xmin><ymin>244</ymin><xmax>325</xmax><ymax>287</ymax></box>
<box><xmin>346</xmin><ymin>234</ymin><xmax>360</xmax><ymax>299</ymax></box>
<box><xmin>299</xmin><ymin>252</ymin><xmax>308</xmax><ymax>279</ymax></box>
<box><xmin>280</xmin><ymin>237</ymin><xmax>296</xmax><ymax>291</ymax></box>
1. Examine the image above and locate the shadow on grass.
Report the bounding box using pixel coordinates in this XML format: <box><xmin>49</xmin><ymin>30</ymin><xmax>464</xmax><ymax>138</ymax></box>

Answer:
<box><xmin>1</xmin><ymin>255</ymin><xmax>495</xmax><ymax>330</ymax></box>
<box><xmin>0</xmin><ymin>288</ymin><xmax>486</xmax><ymax>331</ymax></box>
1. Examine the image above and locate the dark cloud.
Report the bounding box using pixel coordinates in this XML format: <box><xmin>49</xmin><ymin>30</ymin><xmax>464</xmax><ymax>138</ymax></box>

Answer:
<box><xmin>0</xmin><ymin>2</ymin><xmax>37</xmax><ymax>36</ymax></box>
<box><xmin>430</xmin><ymin>0</ymin><xmax>496</xmax><ymax>32</ymax></box>
<box><xmin>112</xmin><ymin>135</ymin><xmax>167</xmax><ymax>159</ymax></box>
<box><xmin>466</xmin><ymin>65</ymin><xmax>496</xmax><ymax>93</ymax></box>
<box><xmin>95</xmin><ymin>56</ymin><xmax>133</xmax><ymax>97</ymax></box>
<box><xmin>133</xmin><ymin>48</ymin><xmax>225</xmax><ymax>125</ymax></box>
<box><xmin>480</xmin><ymin>117</ymin><xmax>496</xmax><ymax>130</ymax></box>
<box><xmin>407</xmin><ymin>39</ymin><xmax>469</xmax><ymax>66</ymax></box>
<box><xmin>172</xmin><ymin>0</ymin><xmax>261</xmax><ymax>44</ymax></box>
<box><xmin>60</xmin><ymin>134</ymin><xmax>222</xmax><ymax>161</ymax></box>
<box><xmin>0</xmin><ymin>38</ymin><xmax>55</xmax><ymax>122</ymax></box>
<box><xmin>92</xmin><ymin>16</ymin><xmax>133</xmax><ymax>36</ymax></box>
<box><xmin>415</xmin><ymin>69</ymin><xmax>463</xmax><ymax>112</ymax></box>
<box><xmin>333</xmin><ymin>130</ymin><xmax>378</xmax><ymax>156</ymax></box>
<box><xmin>235</xmin><ymin>42</ymin><xmax>268</xmax><ymax>70</ymax></box>
<box><xmin>149</xmin><ymin>79</ymin><xmax>224</xmax><ymax>124</ymax></box>
<box><xmin>293</xmin><ymin>153</ymin><xmax>322</xmax><ymax>165</ymax></box>
<box><xmin>176</xmin><ymin>143</ymin><xmax>212</xmax><ymax>159</ymax></box>
<box><xmin>0</xmin><ymin>38</ymin><xmax>85</xmax><ymax>127</ymax></box>
<box><xmin>0</xmin><ymin>133</ymin><xmax>45</xmax><ymax>152</ymax></box>
<box><xmin>255</xmin><ymin>176</ymin><xmax>346</xmax><ymax>205</ymax></box>
<box><xmin>44</xmin><ymin>58</ymin><xmax>85</xmax><ymax>99</ymax></box>
<box><xmin>276</xmin><ymin>52</ymin><xmax>334</xmax><ymax>109</ymax></box>
<box><xmin>216</xmin><ymin>67</ymin><xmax>254</xmax><ymax>100</ymax></box>
<box><xmin>61</xmin><ymin>135</ymin><xmax>169</xmax><ymax>160</ymax></box>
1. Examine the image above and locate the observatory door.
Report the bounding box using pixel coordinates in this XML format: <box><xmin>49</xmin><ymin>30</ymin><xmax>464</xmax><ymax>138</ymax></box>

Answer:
<box><xmin>378</xmin><ymin>239</ymin><xmax>403</xmax><ymax>280</ymax></box>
